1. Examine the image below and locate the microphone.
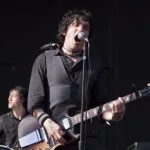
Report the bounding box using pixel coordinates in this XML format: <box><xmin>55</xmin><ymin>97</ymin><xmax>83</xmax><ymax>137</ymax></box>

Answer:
<box><xmin>40</xmin><ymin>43</ymin><xmax>59</xmax><ymax>50</ymax></box>
<box><xmin>74</xmin><ymin>32</ymin><xmax>89</xmax><ymax>42</ymax></box>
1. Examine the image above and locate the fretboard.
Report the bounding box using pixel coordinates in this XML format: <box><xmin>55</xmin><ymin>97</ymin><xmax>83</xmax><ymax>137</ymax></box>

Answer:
<box><xmin>71</xmin><ymin>91</ymin><xmax>141</xmax><ymax>125</ymax></box>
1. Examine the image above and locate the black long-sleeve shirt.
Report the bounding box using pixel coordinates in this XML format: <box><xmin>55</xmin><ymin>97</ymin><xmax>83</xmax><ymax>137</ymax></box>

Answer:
<box><xmin>0</xmin><ymin>112</ymin><xmax>20</xmax><ymax>148</ymax></box>
<box><xmin>28</xmin><ymin>49</ymin><xmax>109</xmax><ymax>115</ymax></box>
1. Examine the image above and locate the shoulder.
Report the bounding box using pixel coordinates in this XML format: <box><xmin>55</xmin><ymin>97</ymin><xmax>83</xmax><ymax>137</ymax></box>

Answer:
<box><xmin>31</xmin><ymin>52</ymin><xmax>47</xmax><ymax>70</ymax></box>
<box><xmin>0</xmin><ymin>112</ymin><xmax>11</xmax><ymax>121</ymax></box>
<box><xmin>34</xmin><ymin>52</ymin><xmax>46</xmax><ymax>63</ymax></box>
<box><xmin>32</xmin><ymin>50</ymin><xmax>58</xmax><ymax>72</ymax></box>
<box><xmin>34</xmin><ymin>50</ymin><xmax>57</xmax><ymax>65</ymax></box>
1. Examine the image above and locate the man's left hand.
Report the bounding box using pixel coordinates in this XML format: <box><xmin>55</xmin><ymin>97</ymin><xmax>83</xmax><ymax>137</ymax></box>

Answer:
<box><xmin>102</xmin><ymin>97</ymin><xmax>126</xmax><ymax>121</ymax></box>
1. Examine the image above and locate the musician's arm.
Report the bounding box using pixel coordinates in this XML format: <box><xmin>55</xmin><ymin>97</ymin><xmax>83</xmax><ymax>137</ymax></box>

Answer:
<box><xmin>28</xmin><ymin>53</ymin><xmax>66</xmax><ymax>144</ymax></box>
<box><xmin>32</xmin><ymin>108</ymin><xmax>53</xmax><ymax>128</ymax></box>
<box><xmin>27</xmin><ymin>53</ymin><xmax>61</xmax><ymax>129</ymax></box>
<box><xmin>32</xmin><ymin>108</ymin><xmax>66</xmax><ymax>145</ymax></box>
<box><xmin>27</xmin><ymin>53</ymin><xmax>47</xmax><ymax>115</ymax></box>
<box><xmin>32</xmin><ymin>108</ymin><xmax>54</xmax><ymax>126</ymax></box>
<box><xmin>33</xmin><ymin>108</ymin><xmax>45</xmax><ymax>119</ymax></box>
<box><xmin>92</xmin><ymin>61</ymin><xmax>125</xmax><ymax>122</ymax></box>
<box><xmin>92</xmin><ymin>60</ymin><xmax>110</xmax><ymax>123</ymax></box>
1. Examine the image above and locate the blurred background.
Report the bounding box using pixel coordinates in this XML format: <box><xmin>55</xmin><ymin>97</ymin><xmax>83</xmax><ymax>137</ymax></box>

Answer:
<box><xmin>0</xmin><ymin>0</ymin><xmax>150</xmax><ymax>150</ymax></box>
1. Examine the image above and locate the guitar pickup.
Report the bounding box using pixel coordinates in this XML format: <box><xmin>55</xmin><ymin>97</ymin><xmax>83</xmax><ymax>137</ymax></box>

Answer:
<box><xmin>62</xmin><ymin>118</ymin><xmax>70</xmax><ymax>129</ymax></box>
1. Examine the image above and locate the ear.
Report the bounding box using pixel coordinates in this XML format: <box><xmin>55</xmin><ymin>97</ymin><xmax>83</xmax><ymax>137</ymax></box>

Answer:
<box><xmin>63</xmin><ymin>32</ymin><xmax>66</xmax><ymax>36</ymax></box>
<box><xmin>63</xmin><ymin>28</ymin><xmax>68</xmax><ymax>36</ymax></box>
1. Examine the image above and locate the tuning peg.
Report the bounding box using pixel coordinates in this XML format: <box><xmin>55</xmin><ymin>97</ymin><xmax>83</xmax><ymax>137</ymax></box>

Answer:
<box><xmin>147</xmin><ymin>83</ymin><xmax>150</xmax><ymax>86</ymax></box>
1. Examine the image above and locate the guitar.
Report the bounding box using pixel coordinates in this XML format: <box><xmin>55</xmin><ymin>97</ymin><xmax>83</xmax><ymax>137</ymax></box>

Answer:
<box><xmin>19</xmin><ymin>84</ymin><xmax>150</xmax><ymax>150</ymax></box>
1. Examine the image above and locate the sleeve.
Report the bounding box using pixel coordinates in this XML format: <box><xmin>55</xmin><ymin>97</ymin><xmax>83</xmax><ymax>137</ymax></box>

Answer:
<box><xmin>92</xmin><ymin>60</ymin><xmax>110</xmax><ymax>107</ymax></box>
<box><xmin>91</xmin><ymin>59</ymin><xmax>117</xmax><ymax>122</ymax></box>
<box><xmin>27</xmin><ymin>52</ymin><xmax>47</xmax><ymax>114</ymax></box>
<box><xmin>93</xmin><ymin>65</ymin><xmax>117</xmax><ymax>105</ymax></box>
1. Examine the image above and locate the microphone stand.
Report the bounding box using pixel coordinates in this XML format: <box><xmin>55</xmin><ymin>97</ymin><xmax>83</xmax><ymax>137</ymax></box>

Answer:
<box><xmin>78</xmin><ymin>40</ymin><xmax>89</xmax><ymax>150</ymax></box>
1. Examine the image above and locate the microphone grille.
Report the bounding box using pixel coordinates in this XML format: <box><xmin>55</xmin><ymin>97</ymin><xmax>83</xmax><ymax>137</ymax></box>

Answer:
<box><xmin>77</xmin><ymin>32</ymin><xmax>85</xmax><ymax>40</ymax></box>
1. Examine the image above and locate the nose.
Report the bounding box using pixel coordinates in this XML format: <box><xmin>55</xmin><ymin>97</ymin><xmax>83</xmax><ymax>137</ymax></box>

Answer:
<box><xmin>77</xmin><ymin>25</ymin><xmax>84</xmax><ymax>32</ymax></box>
<box><xmin>77</xmin><ymin>25</ymin><xmax>89</xmax><ymax>38</ymax></box>
<box><xmin>8</xmin><ymin>95</ymin><xmax>12</xmax><ymax>101</ymax></box>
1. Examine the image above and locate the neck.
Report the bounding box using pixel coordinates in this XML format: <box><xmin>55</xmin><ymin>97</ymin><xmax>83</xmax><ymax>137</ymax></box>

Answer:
<box><xmin>62</xmin><ymin>47</ymin><xmax>82</xmax><ymax>57</ymax></box>
<box><xmin>12</xmin><ymin>106</ymin><xmax>26</xmax><ymax>120</ymax></box>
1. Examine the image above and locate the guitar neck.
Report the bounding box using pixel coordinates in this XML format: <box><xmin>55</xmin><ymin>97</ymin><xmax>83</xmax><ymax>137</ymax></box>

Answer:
<box><xmin>101</xmin><ymin>92</ymin><xmax>140</xmax><ymax>113</ymax></box>
<box><xmin>71</xmin><ymin>91</ymin><xmax>142</xmax><ymax>125</ymax></box>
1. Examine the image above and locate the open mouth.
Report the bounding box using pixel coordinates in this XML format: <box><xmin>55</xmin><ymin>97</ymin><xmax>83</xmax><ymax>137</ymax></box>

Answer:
<box><xmin>74</xmin><ymin>36</ymin><xmax>81</xmax><ymax>42</ymax></box>
<box><xmin>74</xmin><ymin>32</ymin><xmax>82</xmax><ymax>44</ymax></box>
<box><xmin>73</xmin><ymin>39</ymin><xmax>81</xmax><ymax>45</ymax></box>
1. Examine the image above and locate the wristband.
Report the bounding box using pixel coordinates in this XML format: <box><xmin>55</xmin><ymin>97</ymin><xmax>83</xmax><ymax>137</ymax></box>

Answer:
<box><xmin>38</xmin><ymin>113</ymin><xmax>50</xmax><ymax>126</ymax></box>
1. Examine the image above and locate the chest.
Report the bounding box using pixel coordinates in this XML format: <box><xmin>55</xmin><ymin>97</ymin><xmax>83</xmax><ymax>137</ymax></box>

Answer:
<box><xmin>3</xmin><ymin>117</ymin><xmax>19</xmax><ymax>133</ymax></box>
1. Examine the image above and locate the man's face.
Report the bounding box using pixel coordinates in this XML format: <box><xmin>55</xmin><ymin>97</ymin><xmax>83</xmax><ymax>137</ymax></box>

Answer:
<box><xmin>63</xmin><ymin>21</ymin><xmax>90</xmax><ymax>52</ymax></box>
<box><xmin>8</xmin><ymin>90</ymin><xmax>22</xmax><ymax>109</ymax></box>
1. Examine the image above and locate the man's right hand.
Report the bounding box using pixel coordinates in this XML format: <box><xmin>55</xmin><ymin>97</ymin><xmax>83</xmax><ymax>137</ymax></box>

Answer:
<box><xmin>43</xmin><ymin>118</ymin><xmax>66</xmax><ymax>145</ymax></box>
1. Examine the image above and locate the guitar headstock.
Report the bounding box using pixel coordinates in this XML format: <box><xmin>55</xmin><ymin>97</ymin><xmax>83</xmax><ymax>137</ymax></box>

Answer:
<box><xmin>140</xmin><ymin>83</ymin><xmax>150</xmax><ymax>97</ymax></box>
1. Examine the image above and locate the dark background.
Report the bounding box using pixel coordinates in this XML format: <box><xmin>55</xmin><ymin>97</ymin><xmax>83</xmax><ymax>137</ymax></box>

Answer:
<box><xmin>0</xmin><ymin>0</ymin><xmax>150</xmax><ymax>150</ymax></box>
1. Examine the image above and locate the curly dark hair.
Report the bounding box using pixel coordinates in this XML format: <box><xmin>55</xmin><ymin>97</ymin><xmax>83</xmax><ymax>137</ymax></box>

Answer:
<box><xmin>56</xmin><ymin>9</ymin><xmax>92</xmax><ymax>45</ymax></box>
<box><xmin>10</xmin><ymin>85</ymin><xmax>28</xmax><ymax>109</ymax></box>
